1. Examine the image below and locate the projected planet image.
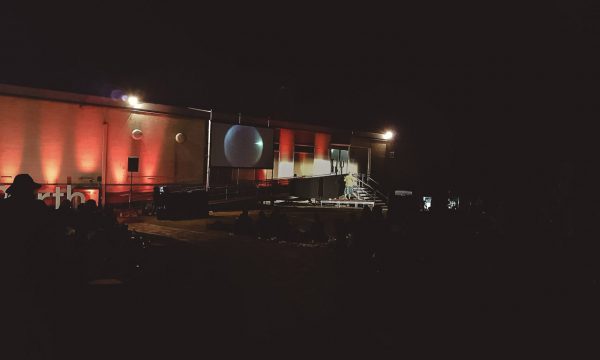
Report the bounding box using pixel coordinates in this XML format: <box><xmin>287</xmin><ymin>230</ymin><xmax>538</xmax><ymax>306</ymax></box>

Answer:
<box><xmin>224</xmin><ymin>125</ymin><xmax>264</xmax><ymax>166</ymax></box>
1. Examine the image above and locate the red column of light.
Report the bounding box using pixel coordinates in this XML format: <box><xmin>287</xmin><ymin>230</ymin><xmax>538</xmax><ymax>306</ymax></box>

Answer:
<box><xmin>139</xmin><ymin>115</ymin><xmax>169</xmax><ymax>185</ymax></box>
<box><xmin>74</xmin><ymin>108</ymin><xmax>103</xmax><ymax>174</ymax></box>
<box><xmin>278</xmin><ymin>128</ymin><xmax>295</xmax><ymax>178</ymax></box>
<box><xmin>255</xmin><ymin>169</ymin><xmax>267</xmax><ymax>181</ymax></box>
<box><xmin>0</xmin><ymin>114</ymin><xmax>24</xmax><ymax>180</ymax></box>
<box><xmin>296</xmin><ymin>152</ymin><xmax>307</xmax><ymax>176</ymax></box>
<box><xmin>39</xmin><ymin>110</ymin><xmax>64</xmax><ymax>184</ymax></box>
<box><xmin>313</xmin><ymin>132</ymin><xmax>331</xmax><ymax>175</ymax></box>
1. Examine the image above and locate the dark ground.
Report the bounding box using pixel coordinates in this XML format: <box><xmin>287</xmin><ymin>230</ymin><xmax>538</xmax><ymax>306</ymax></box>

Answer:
<box><xmin>50</xmin><ymin>209</ymin><xmax>600</xmax><ymax>358</ymax></box>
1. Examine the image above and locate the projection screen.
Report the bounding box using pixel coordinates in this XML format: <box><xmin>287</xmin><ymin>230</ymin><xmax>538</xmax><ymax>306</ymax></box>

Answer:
<box><xmin>210</xmin><ymin>122</ymin><xmax>274</xmax><ymax>168</ymax></box>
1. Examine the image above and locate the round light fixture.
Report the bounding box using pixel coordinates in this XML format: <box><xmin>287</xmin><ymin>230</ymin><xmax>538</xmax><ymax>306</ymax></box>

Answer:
<box><xmin>132</xmin><ymin>129</ymin><xmax>143</xmax><ymax>140</ymax></box>
<box><xmin>383</xmin><ymin>130</ymin><xmax>394</xmax><ymax>140</ymax></box>
<box><xmin>175</xmin><ymin>133</ymin><xmax>186</xmax><ymax>144</ymax></box>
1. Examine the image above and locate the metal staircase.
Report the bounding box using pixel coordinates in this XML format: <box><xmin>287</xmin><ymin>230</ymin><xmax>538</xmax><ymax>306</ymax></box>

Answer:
<box><xmin>351</xmin><ymin>174</ymin><xmax>389</xmax><ymax>210</ymax></box>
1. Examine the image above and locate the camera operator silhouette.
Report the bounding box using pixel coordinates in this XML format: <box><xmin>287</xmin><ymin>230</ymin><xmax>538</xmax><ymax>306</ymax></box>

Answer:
<box><xmin>0</xmin><ymin>174</ymin><xmax>55</xmax><ymax>358</ymax></box>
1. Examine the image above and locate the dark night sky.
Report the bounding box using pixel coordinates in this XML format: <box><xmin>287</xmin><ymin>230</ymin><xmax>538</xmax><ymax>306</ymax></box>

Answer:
<box><xmin>1</xmin><ymin>2</ymin><xmax>599</xmax><ymax>189</ymax></box>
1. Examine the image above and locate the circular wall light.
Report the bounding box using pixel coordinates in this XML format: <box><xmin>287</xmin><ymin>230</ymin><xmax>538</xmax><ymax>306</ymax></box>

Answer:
<box><xmin>175</xmin><ymin>133</ymin><xmax>186</xmax><ymax>144</ymax></box>
<box><xmin>132</xmin><ymin>129</ymin><xmax>143</xmax><ymax>140</ymax></box>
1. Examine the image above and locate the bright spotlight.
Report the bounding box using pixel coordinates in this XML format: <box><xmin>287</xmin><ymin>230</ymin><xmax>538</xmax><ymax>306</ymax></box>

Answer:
<box><xmin>383</xmin><ymin>130</ymin><xmax>394</xmax><ymax>140</ymax></box>
<box><xmin>127</xmin><ymin>95</ymin><xmax>140</xmax><ymax>106</ymax></box>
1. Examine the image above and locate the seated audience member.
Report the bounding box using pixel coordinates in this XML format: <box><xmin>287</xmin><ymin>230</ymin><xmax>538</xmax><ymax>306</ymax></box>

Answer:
<box><xmin>56</xmin><ymin>199</ymin><xmax>76</xmax><ymax>229</ymax></box>
<box><xmin>334</xmin><ymin>218</ymin><xmax>349</xmax><ymax>250</ymax></box>
<box><xmin>234</xmin><ymin>209</ymin><xmax>254</xmax><ymax>235</ymax></box>
<box><xmin>271</xmin><ymin>209</ymin><xmax>291</xmax><ymax>240</ymax></box>
<box><xmin>360</xmin><ymin>206</ymin><xmax>373</xmax><ymax>224</ymax></box>
<box><xmin>84</xmin><ymin>199</ymin><xmax>98</xmax><ymax>210</ymax></box>
<box><xmin>309</xmin><ymin>213</ymin><xmax>328</xmax><ymax>243</ymax></box>
<box><xmin>256</xmin><ymin>210</ymin><xmax>270</xmax><ymax>239</ymax></box>
<box><xmin>76</xmin><ymin>199</ymin><xmax>101</xmax><ymax>235</ymax></box>
<box><xmin>99</xmin><ymin>205</ymin><xmax>118</xmax><ymax>229</ymax></box>
<box><xmin>372</xmin><ymin>205</ymin><xmax>384</xmax><ymax>222</ymax></box>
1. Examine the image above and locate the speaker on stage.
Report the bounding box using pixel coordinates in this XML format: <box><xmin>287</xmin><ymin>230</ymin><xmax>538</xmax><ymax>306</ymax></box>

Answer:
<box><xmin>290</xmin><ymin>174</ymin><xmax>344</xmax><ymax>200</ymax></box>
<box><xmin>128</xmin><ymin>156</ymin><xmax>139</xmax><ymax>172</ymax></box>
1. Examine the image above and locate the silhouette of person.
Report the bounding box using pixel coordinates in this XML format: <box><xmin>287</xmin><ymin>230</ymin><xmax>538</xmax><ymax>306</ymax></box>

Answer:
<box><xmin>56</xmin><ymin>199</ymin><xmax>75</xmax><ymax>230</ymax></box>
<box><xmin>354</xmin><ymin>206</ymin><xmax>374</xmax><ymax>261</ymax></box>
<box><xmin>234</xmin><ymin>209</ymin><xmax>254</xmax><ymax>235</ymax></box>
<box><xmin>344</xmin><ymin>174</ymin><xmax>355</xmax><ymax>199</ymax></box>
<box><xmin>309</xmin><ymin>213</ymin><xmax>327</xmax><ymax>243</ymax></box>
<box><xmin>256</xmin><ymin>210</ymin><xmax>270</xmax><ymax>239</ymax></box>
<box><xmin>271</xmin><ymin>208</ymin><xmax>290</xmax><ymax>240</ymax></box>
<box><xmin>0</xmin><ymin>174</ymin><xmax>55</xmax><ymax>357</ymax></box>
<box><xmin>334</xmin><ymin>218</ymin><xmax>349</xmax><ymax>250</ymax></box>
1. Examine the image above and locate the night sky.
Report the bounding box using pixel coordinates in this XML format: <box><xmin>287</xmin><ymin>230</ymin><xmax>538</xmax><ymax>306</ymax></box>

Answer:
<box><xmin>1</xmin><ymin>2</ymin><xmax>599</xmax><ymax>190</ymax></box>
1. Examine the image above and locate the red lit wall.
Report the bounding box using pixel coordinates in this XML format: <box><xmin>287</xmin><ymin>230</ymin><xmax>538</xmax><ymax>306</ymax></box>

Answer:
<box><xmin>73</xmin><ymin>107</ymin><xmax>105</xmax><ymax>175</ymax></box>
<box><xmin>255</xmin><ymin>169</ymin><xmax>268</xmax><ymax>181</ymax></box>
<box><xmin>313</xmin><ymin>132</ymin><xmax>331</xmax><ymax>175</ymax></box>
<box><xmin>0</xmin><ymin>97</ymin><xmax>26</xmax><ymax>179</ymax></box>
<box><xmin>0</xmin><ymin>94</ymin><xmax>206</xmax><ymax>202</ymax></box>
<box><xmin>278</xmin><ymin>128</ymin><xmax>295</xmax><ymax>178</ymax></box>
<box><xmin>314</xmin><ymin>132</ymin><xmax>331</xmax><ymax>159</ymax></box>
<box><xmin>294</xmin><ymin>152</ymin><xmax>314</xmax><ymax>177</ymax></box>
<box><xmin>0</xmin><ymin>96</ymin><xmax>106</xmax><ymax>184</ymax></box>
<box><xmin>109</xmin><ymin>112</ymin><xmax>205</xmax><ymax>186</ymax></box>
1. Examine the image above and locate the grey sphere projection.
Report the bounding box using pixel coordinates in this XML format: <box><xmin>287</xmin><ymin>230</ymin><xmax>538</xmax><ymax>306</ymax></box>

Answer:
<box><xmin>224</xmin><ymin>125</ymin><xmax>264</xmax><ymax>166</ymax></box>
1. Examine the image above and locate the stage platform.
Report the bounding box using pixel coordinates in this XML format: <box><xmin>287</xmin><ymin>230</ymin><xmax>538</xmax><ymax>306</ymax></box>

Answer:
<box><xmin>123</xmin><ymin>208</ymin><xmax>363</xmax><ymax>243</ymax></box>
<box><xmin>320</xmin><ymin>199</ymin><xmax>375</xmax><ymax>208</ymax></box>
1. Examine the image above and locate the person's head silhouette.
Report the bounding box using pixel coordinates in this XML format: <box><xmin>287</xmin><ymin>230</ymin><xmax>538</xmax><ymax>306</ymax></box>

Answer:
<box><xmin>5</xmin><ymin>174</ymin><xmax>41</xmax><ymax>199</ymax></box>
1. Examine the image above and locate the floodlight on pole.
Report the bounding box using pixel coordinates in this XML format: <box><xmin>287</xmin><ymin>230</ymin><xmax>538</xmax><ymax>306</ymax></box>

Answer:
<box><xmin>127</xmin><ymin>95</ymin><xmax>140</xmax><ymax>106</ymax></box>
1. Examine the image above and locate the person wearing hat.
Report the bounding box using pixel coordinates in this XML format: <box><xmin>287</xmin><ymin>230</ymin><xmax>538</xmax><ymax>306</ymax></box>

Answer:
<box><xmin>0</xmin><ymin>174</ymin><xmax>54</xmax><ymax>357</ymax></box>
<box><xmin>4</xmin><ymin>173</ymin><xmax>42</xmax><ymax>198</ymax></box>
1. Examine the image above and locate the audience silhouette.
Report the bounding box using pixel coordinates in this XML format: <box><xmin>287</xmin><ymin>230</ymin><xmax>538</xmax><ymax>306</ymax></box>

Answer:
<box><xmin>0</xmin><ymin>170</ymin><xmax>588</xmax><ymax>357</ymax></box>
<box><xmin>308</xmin><ymin>213</ymin><xmax>327</xmax><ymax>243</ymax></box>
<box><xmin>234</xmin><ymin>209</ymin><xmax>254</xmax><ymax>235</ymax></box>
<box><xmin>0</xmin><ymin>174</ymin><xmax>54</xmax><ymax>358</ymax></box>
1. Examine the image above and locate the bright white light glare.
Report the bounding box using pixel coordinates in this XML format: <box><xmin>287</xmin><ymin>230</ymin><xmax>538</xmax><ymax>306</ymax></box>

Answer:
<box><xmin>313</xmin><ymin>159</ymin><xmax>330</xmax><ymax>176</ymax></box>
<box><xmin>423</xmin><ymin>196</ymin><xmax>432</xmax><ymax>211</ymax></box>
<box><xmin>127</xmin><ymin>95</ymin><xmax>140</xmax><ymax>106</ymax></box>
<box><xmin>278</xmin><ymin>161</ymin><xmax>294</xmax><ymax>178</ymax></box>
<box><xmin>383</xmin><ymin>130</ymin><xmax>394</xmax><ymax>140</ymax></box>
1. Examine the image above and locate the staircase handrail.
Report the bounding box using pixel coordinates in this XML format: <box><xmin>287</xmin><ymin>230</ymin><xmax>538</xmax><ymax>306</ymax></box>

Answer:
<box><xmin>352</xmin><ymin>174</ymin><xmax>389</xmax><ymax>203</ymax></box>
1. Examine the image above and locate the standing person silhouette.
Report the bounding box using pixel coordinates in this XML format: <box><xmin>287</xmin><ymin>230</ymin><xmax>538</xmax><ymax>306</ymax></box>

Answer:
<box><xmin>344</xmin><ymin>173</ymin><xmax>355</xmax><ymax>200</ymax></box>
<box><xmin>0</xmin><ymin>174</ymin><xmax>55</xmax><ymax>358</ymax></box>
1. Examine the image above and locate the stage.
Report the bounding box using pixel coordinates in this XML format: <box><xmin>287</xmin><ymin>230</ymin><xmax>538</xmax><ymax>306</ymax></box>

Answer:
<box><xmin>320</xmin><ymin>199</ymin><xmax>375</xmax><ymax>208</ymax></box>
<box><xmin>123</xmin><ymin>207</ymin><xmax>366</xmax><ymax>244</ymax></box>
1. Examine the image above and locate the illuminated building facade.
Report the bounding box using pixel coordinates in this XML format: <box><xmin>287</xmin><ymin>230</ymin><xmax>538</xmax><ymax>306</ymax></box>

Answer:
<box><xmin>0</xmin><ymin>84</ymin><xmax>392</xmax><ymax>206</ymax></box>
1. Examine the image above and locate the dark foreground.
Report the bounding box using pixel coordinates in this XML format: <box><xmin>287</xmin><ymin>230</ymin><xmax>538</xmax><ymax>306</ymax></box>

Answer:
<box><xmin>35</xmin><ymin>210</ymin><xmax>600</xmax><ymax>358</ymax></box>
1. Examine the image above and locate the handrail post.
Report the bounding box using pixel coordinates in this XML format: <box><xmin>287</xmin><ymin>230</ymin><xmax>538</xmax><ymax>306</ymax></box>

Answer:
<box><xmin>205</xmin><ymin>109</ymin><xmax>213</xmax><ymax>191</ymax></box>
